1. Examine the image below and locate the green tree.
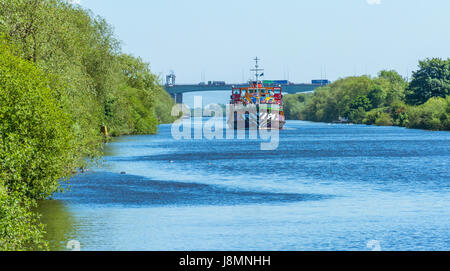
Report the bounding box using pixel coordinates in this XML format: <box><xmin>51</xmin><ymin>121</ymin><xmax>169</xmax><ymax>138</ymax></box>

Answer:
<box><xmin>284</xmin><ymin>66</ymin><xmax>449</xmax><ymax>131</ymax></box>
<box><xmin>406</xmin><ymin>58</ymin><xmax>450</xmax><ymax>105</ymax></box>
<box><xmin>378</xmin><ymin>70</ymin><xmax>406</xmax><ymax>85</ymax></box>
<box><xmin>0</xmin><ymin>38</ymin><xmax>79</xmax><ymax>251</ymax></box>
<box><xmin>367</xmin><ymin>85</ymin><xmax>387</xmax><ymax>109</ymax></box>
<box><xmin>0</xmin><ymin>0</ymin><xmax>176</xmax><ymax>163</ymax></box>
<box><xmin>347</xmin><ymin>95</ymin><xmax>371</xmax><ymax>123</ymax></box>
<box><xmin>376</xmin><ymin>70</ymin><xmax>406</xmax><ymax>105</ymax></box>
<box><xmin>0</xmin><ymin>0</ymin><xmax>178</xmax><ymax>251</ymax></box>
<box><xmin>283</xmin><ymin>93</ymin><xmax>310</xmax><ymax>120</ymax></box>
<box><xmin>350</xmin><ymin>95</ymin><xmax>372</xmax><ymax>111</ymax></box>
<box><xmin>0</xmin><ymin>38</ymin><xmax>76</xmax><ymax>199</ymax></box>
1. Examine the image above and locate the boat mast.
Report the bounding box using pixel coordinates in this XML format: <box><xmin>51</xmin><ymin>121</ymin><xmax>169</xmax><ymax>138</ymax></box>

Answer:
<box><xmin>250</xmin><ymin>57</ymin><xmax>264</xmax><ymax>99</ymax></box>
<box><xmin>251</xmin><ymin>57</ymin><xmax>264</xmax><ymax>83</ymax></box>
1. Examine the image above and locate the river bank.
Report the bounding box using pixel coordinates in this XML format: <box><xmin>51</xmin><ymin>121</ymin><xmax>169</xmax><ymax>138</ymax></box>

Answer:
<box><xmin>284</xmin><ymin>65</ymin><xmax>449</xmax><ymax>132</ymax></box>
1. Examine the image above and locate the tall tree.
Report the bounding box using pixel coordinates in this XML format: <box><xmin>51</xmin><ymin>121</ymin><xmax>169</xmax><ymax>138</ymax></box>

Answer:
<box><xmin>406</xmin><ymin>58</ymin><xmax>450</xmax><ymax>105</ymax></box>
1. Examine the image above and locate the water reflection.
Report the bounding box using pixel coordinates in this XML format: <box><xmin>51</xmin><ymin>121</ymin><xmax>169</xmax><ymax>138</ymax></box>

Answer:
<box><xmin>37</xmin><ymin>200</ymin><xmax>77</xmax><ymax>251</ymax></box>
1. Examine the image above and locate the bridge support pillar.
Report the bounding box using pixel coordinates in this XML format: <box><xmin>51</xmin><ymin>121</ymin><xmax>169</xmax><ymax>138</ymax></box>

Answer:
<box><xmin>170</xmin><ymin>93</ymin><xmax>183</xmax><ymax>104</ymax></box>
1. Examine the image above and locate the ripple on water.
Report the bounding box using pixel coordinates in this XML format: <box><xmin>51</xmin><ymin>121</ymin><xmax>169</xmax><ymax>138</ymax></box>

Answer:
<box><xmin>57</xmin><ymin>172</ymin><xmax>332</xmax><ymax>207</ymax></box>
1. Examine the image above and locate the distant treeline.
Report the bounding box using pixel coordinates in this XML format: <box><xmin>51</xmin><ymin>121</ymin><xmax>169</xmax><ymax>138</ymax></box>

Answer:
<box><xmin>0</xmin><ymin>0</ymin><xmax>176</xmax><ymax>250</ymax></box>
<box><xmin>284</xmin><ymin>58</ymin><xmax>450</xmax><ymax>131</ymax></box>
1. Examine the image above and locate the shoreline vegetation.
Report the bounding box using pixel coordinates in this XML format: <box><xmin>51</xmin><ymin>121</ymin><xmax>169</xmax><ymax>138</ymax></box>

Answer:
<box><xmin>284</xmin><ymin>59</ymin><xmax>450</xmax><ymax>131</ymax></box>
<box><xmin>0</xmin><ymin>0</ymin><xmax>176</xmax><ymax>250</ymax></box>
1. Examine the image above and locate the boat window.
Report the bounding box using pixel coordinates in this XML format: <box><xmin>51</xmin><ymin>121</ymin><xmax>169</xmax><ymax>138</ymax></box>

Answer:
<box><xmin>233</xmin><ymin>89</ymin><xmax>240</xmax><ymax>94</ymax></box>
<box><xmin>274</xmin><ymin>88</ymin><xmax>281</xmax><ymax>94</ymax></box>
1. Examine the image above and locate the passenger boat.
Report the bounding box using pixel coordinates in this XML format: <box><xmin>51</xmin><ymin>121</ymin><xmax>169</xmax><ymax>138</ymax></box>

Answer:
<box><xmin>227</xmin><ymin>57</ymin><xmax>286</xmax><ymax>129</ymax></box>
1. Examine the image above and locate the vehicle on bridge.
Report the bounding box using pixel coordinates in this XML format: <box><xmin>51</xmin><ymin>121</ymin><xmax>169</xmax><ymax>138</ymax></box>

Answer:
<box><xmin>227</xmin><ymin>58</ymin><xmax>285</xmax><ymax>130</ymax></box>
<box><xmin>311</xmin><ymin>79</ymin><xmax>330</xmax><ymax>85</ymax></box>
<box><xmin>208</xmin><ymin>81</ymin><xmax>226</xmax><ymax>86</ymax></box>
<box><xmin>262</xmin><ymin>80</ymin><xmax>291</xmax><ymax>85</ymax></box>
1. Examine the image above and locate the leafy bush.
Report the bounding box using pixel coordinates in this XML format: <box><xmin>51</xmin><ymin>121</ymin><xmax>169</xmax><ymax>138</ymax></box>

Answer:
<box><xmin>0</xmin><ymin>40</ymin><xmax>76</xmax><ymax>199</ymax></box>
<box><xmin>0</xmin><ymin>0</ymin><xmax>177</xmax><ymax>251</ymax></box>
<box><xmin>0</xmin><ymin>1</ymin><xmax>176</xmax><ymax>160</ymax></box>
<box><xmin>284</xmin><ymin>66</ymin><xmax>449</xmax><ymax>131</ymax></box>
<box><xmin>363</xmin><ymin>109</ymin><xmax>380</xmax><ymax>125</ymax></box>
<box><xmin>374</xmin><ymin>113</ymin><xmax>393</xmax><ymax>126</ymax></box>
<box><xmin>295</xmin><ymin>74</ymin><xmax>404</xmax><ymax>123</ymax></box>
<box><xmin>0</xmin><ymin>40</ymin><xmax>76</xmax><ymax>250</ymax></box>
<box><xmin>405</xmin><ymin>97</ymin><xmax>447</xmax><ymax>130</ymax></box>
<box><xmin>348</xmin><ymin>107</ymin><xmax>367</xmax><ymax>123</ymax></box>
<box><xmin>283</xmin><ymin>93</ymin><xmax>311</xmax><ymax>120</ymax></box>
<box><xmin>0</xmin><ymin>185</ymin><xmax>47</xmax><ymax>251</ymax></box>
<box><xmin>105</xmin><ymin>54</ymin><xmax>175</xmax><ymax>136</ymax></box>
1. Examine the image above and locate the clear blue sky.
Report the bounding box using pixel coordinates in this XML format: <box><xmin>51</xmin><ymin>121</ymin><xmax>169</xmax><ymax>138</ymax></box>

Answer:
<box><xmin>78</xmin><ymin>0</ymin><xmax>450</xmax><ymax>84</ymax></box>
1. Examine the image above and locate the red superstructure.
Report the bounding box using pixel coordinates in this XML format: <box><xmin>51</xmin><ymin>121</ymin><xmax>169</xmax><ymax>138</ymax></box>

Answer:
<box><xmin>227</xmin><ymin>58</ymin><xmax>285</xmax><ymax>129</ymax></box>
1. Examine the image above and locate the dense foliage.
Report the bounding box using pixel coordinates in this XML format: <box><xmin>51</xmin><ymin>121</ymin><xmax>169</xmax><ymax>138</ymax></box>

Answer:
<box><xmin>284</xmin><ymin>60</ymin><xmax>450</xmax><ymax>131</ymax></box>
<box><xmin>0</xmin><ymin>40</ymin><xmax>61</xmax><ymax>250</ymax></box>
<box><xmin>0</xmin><ymin>40</ymin><xmax>76</xmax><ymax>199</ymax></box>
<box><xmin>0</xmin><ymin>188</ymin><xmax>48</xmax><ymax>251</ymax></box>
<box><xmin>0</xmin><ymin>0</ymin><xmax>176</xmax><ymax>250</ymax></box>
<box><xmin>406</xmin><ymin>58</ymin><xmax>450</xmax><ymax>105</ymax></box>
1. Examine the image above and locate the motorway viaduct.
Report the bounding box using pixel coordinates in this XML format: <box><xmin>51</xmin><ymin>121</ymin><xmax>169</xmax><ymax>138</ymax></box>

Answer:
<box><xmin>163</xmin><ymin>83</ymin><xmax>324</xmax><ymax>104</ymax></box>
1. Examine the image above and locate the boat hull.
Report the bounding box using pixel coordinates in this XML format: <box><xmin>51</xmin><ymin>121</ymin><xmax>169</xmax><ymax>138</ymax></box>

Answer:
<box><xmin>227</xmin><ymin>104</ymin><xmax>285</xmax><ymax>130</ymax></box>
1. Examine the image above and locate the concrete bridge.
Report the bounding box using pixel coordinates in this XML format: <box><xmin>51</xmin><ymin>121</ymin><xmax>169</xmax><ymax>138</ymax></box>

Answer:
<box><xmin>164</xmin><ymin>83</ymin><xmax>325</xmax><ymax>104</ymax></box>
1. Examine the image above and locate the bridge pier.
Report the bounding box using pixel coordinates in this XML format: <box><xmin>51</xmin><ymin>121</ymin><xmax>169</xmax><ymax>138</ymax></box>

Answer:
<box><xmin>170</xmin><ymin>93</ymin><xmax>183</xmax><ymax>104</ymax></box>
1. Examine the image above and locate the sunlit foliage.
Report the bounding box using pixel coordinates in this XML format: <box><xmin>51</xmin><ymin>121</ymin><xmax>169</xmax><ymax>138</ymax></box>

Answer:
<box><xmin>284</xmin><ymin>66</ymin><xmax>449</xmax><ymax>131</ymax></box>
<box><xmin>0</xmin><ymin>0</ymin><xmax>176</xmax><ymax>250</ymax></box>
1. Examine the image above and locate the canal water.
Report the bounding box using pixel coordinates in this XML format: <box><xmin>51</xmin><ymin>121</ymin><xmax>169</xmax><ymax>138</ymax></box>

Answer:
<box><xmin>39</xmin><ymin>119</ymin><xmax>450</xmax><ymax>251</ymax></box>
